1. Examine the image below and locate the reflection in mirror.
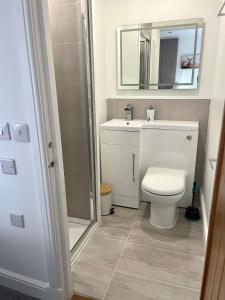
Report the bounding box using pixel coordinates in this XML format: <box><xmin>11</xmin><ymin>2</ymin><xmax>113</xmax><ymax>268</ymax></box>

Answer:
<box><xmin>117</xmin><ymin>20</ymin><xmax>204</xmax><ymax>90</ymax></box>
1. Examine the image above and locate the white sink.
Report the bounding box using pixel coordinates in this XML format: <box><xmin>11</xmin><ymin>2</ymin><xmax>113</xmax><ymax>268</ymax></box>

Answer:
<box><xmin>100</xmin><ymin>119</ymin><xmax>147</xmax><ymax>131</ymax></box>
<box><xmin>100</xmin><ymin>119</ymin><xmax>199</xmax><ymax>131</ymax></box>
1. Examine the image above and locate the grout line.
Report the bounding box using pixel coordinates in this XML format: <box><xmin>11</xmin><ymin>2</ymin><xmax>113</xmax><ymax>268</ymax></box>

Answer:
<box><xmin>116</xmin><ymin>269</ymin><xmax>201</xmax><ymax>293</ymax></box>
<box><xmin>53</xmin><ymin>41</ymin><xmax>81</xmax><ymax>46</ymax></box>
<box><xmin>125</xmin><ymin>239</ymin><xmax>205</xmax><ymax>259</ymax></box>
<box><xmin>93</xmin><ymin>232</ymin><xmax>127</xmax><ymax>242</ymax></box>
<box><xmin>102</xmin><ymin>208</ymin><xmax>140</xmax><ymax>299</ymax></box>
<box><xmin>74</xmin><ymin>259</ymin><xmax>115</xmax><ymax>273</ymax></box>
<box><xmin>55</xmin><ymin>76</ymin><xmax>83</xmax><ymax>80</ymax></box>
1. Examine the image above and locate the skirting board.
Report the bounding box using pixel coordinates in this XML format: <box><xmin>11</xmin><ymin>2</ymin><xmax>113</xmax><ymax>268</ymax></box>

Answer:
<box><xmin>200</xmin><ymin>190</ymin><xmax>209</xmax><ymax>245</ymax></box>
<box><xmin>0</xmin><ymin>268</ymin><xmax>63</xmax><ymax>300</ymax></box>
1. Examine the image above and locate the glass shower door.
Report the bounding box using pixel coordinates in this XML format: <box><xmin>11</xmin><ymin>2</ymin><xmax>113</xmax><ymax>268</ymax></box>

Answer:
<box><xmin>48</xmin><ymin>0</ymin><xmax>96</xmax><ymax>251</ymax></box>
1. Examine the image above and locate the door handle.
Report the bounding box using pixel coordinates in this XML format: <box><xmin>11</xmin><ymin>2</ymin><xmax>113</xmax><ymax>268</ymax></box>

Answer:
<box><xmin>132</xmin><ymin>153</ymin><xmax>135</xmax><ymax>182</ymax></box>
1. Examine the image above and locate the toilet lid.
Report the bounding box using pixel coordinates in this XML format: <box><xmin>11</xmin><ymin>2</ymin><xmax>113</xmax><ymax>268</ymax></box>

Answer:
<box><xmin>142</xmin><ymin>167</ymin><xmax>186</xmax><ymax>196</ymax></box>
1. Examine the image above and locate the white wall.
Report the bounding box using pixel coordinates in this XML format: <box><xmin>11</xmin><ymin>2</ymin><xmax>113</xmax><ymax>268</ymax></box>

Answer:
<box><xmin>92</xmin><ymin>0</ymin><xmax>107</xmax><ymax>125</ymax></box>
<box><xmin>0</xmin><ymin>0</ymin><xmax>48</xmax><ymax>283</ymax></box>
<box><xmin>202</xmin><ymin>1</ymin><xmax>225</xmax><ymax>225</ymax></box>
<box><xmin>94</xmin><ymin>0</ymin><xmax>219</xmax><ymax>99</ymax></box>
<box><xmin>0</xmin><ymin>2</ymin><xmax>70</xmax><ymax>299</ymax></box>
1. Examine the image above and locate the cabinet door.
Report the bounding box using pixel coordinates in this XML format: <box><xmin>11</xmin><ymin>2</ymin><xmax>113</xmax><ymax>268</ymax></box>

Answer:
<box><xmin>101</xmin><ymin>144</ymin><xmax>139</xmax><ymax>197</ymax></box>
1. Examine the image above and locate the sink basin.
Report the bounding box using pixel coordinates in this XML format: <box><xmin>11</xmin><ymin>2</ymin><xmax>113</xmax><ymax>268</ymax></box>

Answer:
<box><xmin>100</xmin><ymin>119</ymin><xmax>199</xmax><ymax>132</ymax></box>
<box><xmin>100</xmin><ymin>119</ymin><xmax>147</xmax><ymax>131</ymax></box>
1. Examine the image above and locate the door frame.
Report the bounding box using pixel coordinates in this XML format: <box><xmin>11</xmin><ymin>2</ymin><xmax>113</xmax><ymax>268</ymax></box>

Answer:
<box><xmin>22</xmin><ymin>0</ymin><xmax>101</xmax><ymax>299</ymax></box>
<box><xmin>201</xmin><ymin>105</ymin><xmax>225</xmax><ymax>299</ymax></box>
<box><xmin>22</xmin><ymin>1</ymin><xmax>73</xmax><ymax>299</ymax></box>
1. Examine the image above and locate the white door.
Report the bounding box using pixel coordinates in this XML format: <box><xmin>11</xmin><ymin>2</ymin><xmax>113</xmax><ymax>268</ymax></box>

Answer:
<box><xmin>101</xmin><ymin>144</ymin><xmax>139</xmax><ymax>198</ymax></box>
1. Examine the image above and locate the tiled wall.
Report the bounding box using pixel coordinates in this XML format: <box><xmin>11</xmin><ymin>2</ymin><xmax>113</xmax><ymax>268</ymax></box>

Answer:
<box><xmin>49</xmin><ymin>0</ymin><xmax>91</xmax><ymax>220</ymax></box>
<box><xmin>107</xmin><ymin>98</ymin><xmax>210</xmax><ymax>193</ymax></box>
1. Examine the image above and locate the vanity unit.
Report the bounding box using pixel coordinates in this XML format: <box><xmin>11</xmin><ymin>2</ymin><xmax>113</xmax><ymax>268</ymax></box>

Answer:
<box><xmin>100</xmin><ymin>120</ymin><xmax>143</xmax><ymax>208</ymax></box>
<box><xmin>100</xmin><ymin>119</ymin><xmax>199</xmax><ymax>210</ymax></box>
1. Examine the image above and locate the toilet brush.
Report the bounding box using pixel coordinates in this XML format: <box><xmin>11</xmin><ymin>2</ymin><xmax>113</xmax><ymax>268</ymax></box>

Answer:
<box><xmin>185</xmin><ymin>181</ymin><xmax>200</xmax><ymax>221</ymax></box>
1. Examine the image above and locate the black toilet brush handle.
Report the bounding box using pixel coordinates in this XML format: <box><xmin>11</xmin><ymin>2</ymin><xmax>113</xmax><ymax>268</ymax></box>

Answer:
<box><xmin>192</xmin><ymin>181</ymin><xmax>197</xmax><ymax>207</ymax></box>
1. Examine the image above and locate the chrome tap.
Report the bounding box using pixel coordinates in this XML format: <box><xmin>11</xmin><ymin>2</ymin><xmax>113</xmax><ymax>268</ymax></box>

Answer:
<box><xmin>124</xmin><ymin>104</ymin><xmax>134</xmax><ymax>121</ymax></box>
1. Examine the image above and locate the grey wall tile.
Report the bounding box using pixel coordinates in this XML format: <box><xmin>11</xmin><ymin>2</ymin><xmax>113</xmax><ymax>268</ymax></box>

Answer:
<box><xmin>48</xmin><ymin>1</ymin><xmax>81</xmax><ymax>43</ymax></box>
<box><xmin>65</xmin><ymin>167</ymin><xmax>90</xmax><ymax>196</ymax></box>
<box><xmin>62</xmin><ymin>140</ymin><xmax>90</xmax><ymax>169</ymax></box>
<box><xmin>53</xmin><ymin>43</ymin><xmax>82</xmax><ymax>78</ymax></box>
<box><xmin>66</xmin><ymin>192</ymin><xmax>90</xmax><ymax>219</ymax></box>
<box><xmin>56</xmin><ymin>78</ymin><xmax>86</xmax><ymax>111</ymax></box>
<box><xmin>107</xmin><ymin>99</ymin><xmax>118</xmax><ymax>120</ymax></box>
<box><xmin>59</xmin><ymin>110</ymin><xmax>88</xmax><ymax>141</ymax></box>
<box><xmin>49</xmin><ymin>0</ymin><xmax>90</xmax><ymax>220</ymax></box>
<box><xmin>107</xmin><ymin>98</ymin><xmax>210</xmax><ymax>190</ymax></box>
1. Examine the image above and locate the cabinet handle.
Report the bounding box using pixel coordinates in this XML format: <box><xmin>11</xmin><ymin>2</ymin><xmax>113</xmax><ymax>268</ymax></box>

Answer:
<box><xmin>209</xmin><ymin>158</ymin><xmax>217</xmax><ymax>170</ymax></box>
<box><xmin>132</xmin><ymin>153</ymin><xmax>135</xmax><ymax>182</ymax></box>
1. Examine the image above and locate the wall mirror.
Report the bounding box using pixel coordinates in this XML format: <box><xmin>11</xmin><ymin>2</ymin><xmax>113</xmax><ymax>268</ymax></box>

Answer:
<box><xmin>117</xmin><ymin>19</ymin><xmax>204</xmax><ymax>90</ymax></box>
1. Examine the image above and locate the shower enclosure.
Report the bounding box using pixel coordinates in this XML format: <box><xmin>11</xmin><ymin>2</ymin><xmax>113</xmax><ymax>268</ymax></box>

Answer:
<box><xmin>48</xmin><ymin>0</ymin><xmax>97</xmax><ymax>251</ymax></box>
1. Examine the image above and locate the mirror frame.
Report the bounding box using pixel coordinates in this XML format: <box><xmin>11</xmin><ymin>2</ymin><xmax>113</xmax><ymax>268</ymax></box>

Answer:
<box><xmin>117</xmin><ymin>18</ymin><xmax>205</xmax><ymax>90</ymax></box>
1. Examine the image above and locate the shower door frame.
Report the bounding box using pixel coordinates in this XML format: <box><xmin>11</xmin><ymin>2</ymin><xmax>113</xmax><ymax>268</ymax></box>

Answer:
<box><xmin>22</xmin><ymin>0</ymin><xmax>100</xmax><ymax>299</ymax></box>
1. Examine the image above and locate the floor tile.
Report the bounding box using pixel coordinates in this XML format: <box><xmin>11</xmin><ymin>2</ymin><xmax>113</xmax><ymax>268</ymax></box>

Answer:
<box><xmin>77</xmin><ymin>234</ymin><xmax>125</xmax><ymax>270</ymax></box>
<box><xmin>117</xmin><ymin>242</ymin><xmax>204</xmax><ymax>290</ymax></box>
<box><xmin>95</xmin><ymin>206</ymin><xmax>137</xmax><ymax>241</ymax></box>
<box><xmin>104</xmin><ymin>272</ymin><xmax>200</xmax><ymax>300</ymax></box>
<box><xmin>129</xmin><ymin>203</ymin><xmax>204</xmax><ymax>256</ymax></box>
<box><xmin>72</xmin><ymin>261</ymin><xmax>113</xmax><ymax>300</ymax></box>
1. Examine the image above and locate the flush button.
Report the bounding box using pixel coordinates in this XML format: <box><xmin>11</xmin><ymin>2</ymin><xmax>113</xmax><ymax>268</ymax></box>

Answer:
<box><xmin>186</xmin><ymin>135</ymin><xmax>192</xmax><ymax>141</ymax></box>
<box><xmin>12</xmin><ymin>123</ymin><xmax>30</xmax><ymax>142</ymax></box>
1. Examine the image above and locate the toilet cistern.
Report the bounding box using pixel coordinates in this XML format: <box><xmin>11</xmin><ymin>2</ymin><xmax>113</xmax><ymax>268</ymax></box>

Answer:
<box><xmin>141</xmin><ymin>120</ymin><xmax>199</xmax><ymax>229</ymax></box>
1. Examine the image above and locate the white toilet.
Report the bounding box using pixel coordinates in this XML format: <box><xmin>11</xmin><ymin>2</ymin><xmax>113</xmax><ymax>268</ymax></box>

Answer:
<box><xmin>142</xmin><ymin>167</ymin><xmax>186</xmax><ymax>228</ymax></box>
<box><xmin>141</xmin><ymin>120</ymin><xmax>199</xmax><ymax>229</ymax></box>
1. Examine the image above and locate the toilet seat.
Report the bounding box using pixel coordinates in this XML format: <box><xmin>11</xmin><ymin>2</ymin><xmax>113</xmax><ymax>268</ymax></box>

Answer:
<box><xmin>142</xmin><ymin>167</ymin><xmax>186</xmax><ymax>196</ymax></box>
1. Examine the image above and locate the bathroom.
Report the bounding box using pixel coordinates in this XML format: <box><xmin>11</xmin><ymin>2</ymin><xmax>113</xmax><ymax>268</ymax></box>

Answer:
<box><xmin>47</xmin><ymin>0</ymin><xmax>224</xmax><ymax>299</ymax></box>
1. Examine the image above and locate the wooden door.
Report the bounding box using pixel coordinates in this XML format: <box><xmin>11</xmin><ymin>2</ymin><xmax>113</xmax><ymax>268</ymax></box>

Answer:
<box><xmin>201</xmin><ymin>107</ymin><xmax>225</xmax><ymax>299</ymax></box>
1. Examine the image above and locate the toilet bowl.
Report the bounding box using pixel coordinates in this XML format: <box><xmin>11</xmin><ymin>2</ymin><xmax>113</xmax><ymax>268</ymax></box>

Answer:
<box><xmin>141</xmin><ymin>167</ymin><xmax>186</xmax><ymax>229</ymax></box>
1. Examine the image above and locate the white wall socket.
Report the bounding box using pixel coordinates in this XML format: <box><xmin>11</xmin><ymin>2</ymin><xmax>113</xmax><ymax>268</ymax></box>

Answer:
<box><xmin>0</xmin><ymin>159</ymin><xmax>17</xmax><ymax>175</ymax></box>
<box><xmin>9</xmin><ymin>213</ymin><xmax>25</xmax><ymax>228</ymax></box>
<box><xmin>12</xmin><ymin>123</ymin><xmax>30</xmax><ymax>142</ymax></box>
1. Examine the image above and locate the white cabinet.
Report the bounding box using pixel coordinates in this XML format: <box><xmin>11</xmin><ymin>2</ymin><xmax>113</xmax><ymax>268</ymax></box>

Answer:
<box><xmin>101</xmin><ymin>130</ymin><xmax>140</xmax><ymax>208</ymax></box>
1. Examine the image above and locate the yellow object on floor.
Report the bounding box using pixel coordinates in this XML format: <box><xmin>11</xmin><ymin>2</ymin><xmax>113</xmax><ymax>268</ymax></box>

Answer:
<box><xmin>100</xmin><ymin>184</ymin><xmax>112</xmax><ymax>196</ymax></box>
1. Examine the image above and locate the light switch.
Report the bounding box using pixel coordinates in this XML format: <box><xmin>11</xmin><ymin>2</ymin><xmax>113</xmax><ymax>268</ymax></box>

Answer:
<box><xmin>12</xmin><ymin>123</ymin><xmax>30</xmax><ymax>142</ymax></box>
<box><xmin>0</xmin><ymin>159</ymin><xmax>17</xmax><ymax>175</ymax></box>
<box><xmin>0</xmin><ymin>123</ymin><xmax>11</xmax><ymax>140</ymax></box>
<box><xmin>9</xmin><ymin>213</ymin><xmax>25</xmax><ymax>228</ymax></box>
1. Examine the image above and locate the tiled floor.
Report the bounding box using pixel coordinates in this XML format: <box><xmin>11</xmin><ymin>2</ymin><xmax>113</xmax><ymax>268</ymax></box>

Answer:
<box><xmin>72</xmin><ymin>203</ymin><xmax>204</xmax><ymax>300</ymax></box>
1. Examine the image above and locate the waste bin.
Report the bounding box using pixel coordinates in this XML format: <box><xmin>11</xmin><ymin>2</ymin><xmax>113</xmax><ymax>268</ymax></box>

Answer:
<box><xmin>100</xmin><ymin>184</ymin><xmax>112</xmax><ymax>216</ymax></box>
